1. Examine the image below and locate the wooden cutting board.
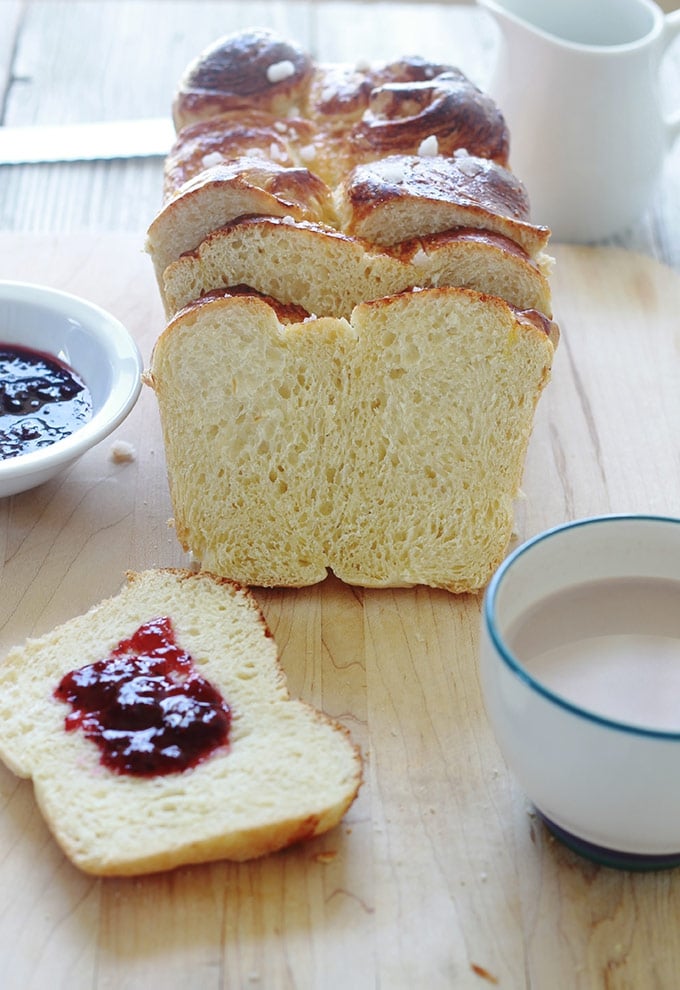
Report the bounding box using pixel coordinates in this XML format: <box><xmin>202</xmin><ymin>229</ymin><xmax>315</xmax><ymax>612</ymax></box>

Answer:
<box><xmin>1</xmin><ymin>234</ymin><xmax>680</xmax><ymax>990</ymax></box>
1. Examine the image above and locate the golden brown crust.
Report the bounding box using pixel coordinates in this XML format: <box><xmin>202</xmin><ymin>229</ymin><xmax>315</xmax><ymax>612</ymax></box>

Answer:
<box><xmin>164</xmin><ymin>111</ymin><xmax>318</xmax><ymax>199</ymax></box>
<box><xmin>170</xmin><ymin>36</ymin><xmax>510</xmax><ymax>187</ymax></box>
<box><xmin>167</xmin><ymin>283</ymin><xmax>312</xmax><ymax>328</ymax></box>
<box><xmin>167</xmin><ymin>57</ymin><xmax>509</xmax><ymax>196</ymax></box>
<box><xmin>390</xmin><ymin>226</ymin><xmax>535</xmax><ymax>264</ymax></box>
<box><xmin>168</xmin><ymin>156</ymin><xmax>335</xmax><ymax>225</ymax></box>
<box><xmin>345</xmin><ymin>73</ymin><xmax>509</xmax><ymax>164</ymax></box>
<box><xmin>343</xmin><ymin>153</ymin><xmax>530</xmax><ymax>222</ymax></box>
<box><xmin>511</xmin><ymin>307</ymin><xmax>561</xmax><ymax>346</ymax></box>
<box><xmin>303</xmin><ymin>56</ymin><xmax>509</xmax><ymax>162</ymax></box>
<box><xmin>193</xmin><ymin>285</ymin><xmax>313</xmax><ymax>324</ymax></box>
<box><xmin>336</xmin><ymin>154</ymin><xmax>551</xmax><ymax>255</ymax></box>
<box><xmin>172</xmin><ymin>29</ymin><xmax>314</xmax><ymax>130</ymax></box>
<box><xmin>305</xmin><ymin>57</ymin><xmax>459</xmax><ymax>125</ymax></box>
<box><xmin>148</xmin><ymin>30</ymin><xmax>552</xmax><ymax>309</ymax></box>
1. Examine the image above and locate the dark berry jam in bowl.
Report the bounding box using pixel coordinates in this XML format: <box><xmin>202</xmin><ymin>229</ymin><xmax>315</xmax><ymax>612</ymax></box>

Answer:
<box><xmin>0</xmin><ymin>281</ymin><xmax>143</xmax><ymax>496</ymax></box>
<box><xmin>1</xmin><ymin>345</ymin><xmax>93</xmax><ymax>459</ymax></box>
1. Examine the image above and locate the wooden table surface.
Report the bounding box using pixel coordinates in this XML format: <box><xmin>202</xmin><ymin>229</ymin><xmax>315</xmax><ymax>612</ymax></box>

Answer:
<box><xmin>2</xmin><ymin>4</ymin><xmax>680</xmax><ymax>990</ymax></box>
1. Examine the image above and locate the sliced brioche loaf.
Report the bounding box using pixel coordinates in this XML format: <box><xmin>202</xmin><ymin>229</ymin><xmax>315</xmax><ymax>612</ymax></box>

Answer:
<box><xmin>144</xmin><ymin>30</ymin><xmax>557</xmax><ymax>595</ymax></box>
<box><xmin>147</xmin><ymin>287</ymin><xmax>557</xmax><ymax>592</ymax></box>
<box><xmin>0</xmin><ymin>568</ymin><xmax>362</xmax><ymax>875</ymax></box>
<box><xmin>161</xmin><ymin>217</ymin><xmax>409</xmax><ymax>320</ymax></box>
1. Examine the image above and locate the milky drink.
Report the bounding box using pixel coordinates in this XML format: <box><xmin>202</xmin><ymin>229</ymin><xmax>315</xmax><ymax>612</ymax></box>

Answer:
<box><xmin>507</xmin><ymin>577</ymin><xmax>680</xmax><ymax>731</ymax></box>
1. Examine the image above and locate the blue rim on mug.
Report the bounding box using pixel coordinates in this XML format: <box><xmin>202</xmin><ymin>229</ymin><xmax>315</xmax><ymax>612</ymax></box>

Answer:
<box><xmin>483</xmin><ymin>514</ymin><xmax>680</xmax><ymax>741</ymax></box>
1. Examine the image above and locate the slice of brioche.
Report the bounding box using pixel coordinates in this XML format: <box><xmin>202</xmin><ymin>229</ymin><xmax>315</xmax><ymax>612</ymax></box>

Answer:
<box><xmin>161</xmin><ymin>217</ymin><xmax>410</xmax><ymax>320</ymax></box>
<box><xmin>147</xmin><ymin>287</ymin><xmax>557</xmax><ymax>592</ymax></box>
<box><xmin>160</xmin><ymin>215</ymin><xmax>554</xmax><ymax>320</ymax></box>
<box><xmin>0</xmin><ymin>569</ymin><xmax>362</xmax><ymax>875</ymax></box>
<box><xmin>335</xmin><ymin>154</ymin><xmax>550</xmax><ymax>256</ymax></box>
<box><xmin>146</xmin><ymin>157</ymin><xmax>335</xmax><ymax>298</ymax></box>
<box><xmin>395</xmin><ymin>229</ymin><xmax>553</xmax><ymax>318</ymax></box>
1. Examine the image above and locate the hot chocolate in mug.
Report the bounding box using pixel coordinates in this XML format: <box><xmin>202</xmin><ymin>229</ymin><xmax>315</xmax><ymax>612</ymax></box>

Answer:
<box><xmin>477</xmin><ymin>0</ymin><xmax>680</xmax><ymax>242</ymax></box>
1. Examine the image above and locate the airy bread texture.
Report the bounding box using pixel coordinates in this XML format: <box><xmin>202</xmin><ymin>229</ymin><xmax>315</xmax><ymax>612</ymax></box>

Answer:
<box><xmin>147</xmin><ymin>288</ymin><xmax>557</xmax><ymax>592</ymax></box>
<box><xmin>162</xmin><ymin>215</ymin><xmax>553</xmax><ymax>320</ymax></box>
<box><xmin>0</xmin><ymin>569</ymin><xmax>362</xmax><ymax>875</ymax></box>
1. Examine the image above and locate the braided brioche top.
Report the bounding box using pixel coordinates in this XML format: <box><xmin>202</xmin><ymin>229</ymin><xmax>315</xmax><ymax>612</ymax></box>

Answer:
<box><xmin>167</xmin><ymin>28</ymin><xmax>513</xmax><ymax>197</ymax></box>
<box><xmin>147</xmin><ymin>28</ymin><xmax>552</xmax><ymax>315</ymax></box>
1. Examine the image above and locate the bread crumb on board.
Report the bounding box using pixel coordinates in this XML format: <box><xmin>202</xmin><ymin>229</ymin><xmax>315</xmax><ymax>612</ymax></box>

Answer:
<box><xmin>313</xmin><ymin>850</ymin><xmax>338</xmax><ymax>864</ymax></box>
<box><xmin>109</xmin><ymin>440</ymin><xmax>136</xmax><ymax>463</ymax></box>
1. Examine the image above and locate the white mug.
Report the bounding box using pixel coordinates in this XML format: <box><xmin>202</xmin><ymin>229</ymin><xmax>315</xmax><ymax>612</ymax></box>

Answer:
<box><xmin>477</xmin><ymin>0</ymin><xmax>680</xmax><ymax>242</ymax></box>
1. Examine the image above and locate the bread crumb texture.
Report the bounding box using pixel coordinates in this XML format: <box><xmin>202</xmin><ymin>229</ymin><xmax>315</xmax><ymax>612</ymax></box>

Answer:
<box><xmin>0</xmin><ymin>569</ymin><xmax>362</xmax><ymax>875</ymax></box>
<box><xmin>150</xmin><ymin>287</ymin><xmax>554</xmax><ymax>592</ymax></box>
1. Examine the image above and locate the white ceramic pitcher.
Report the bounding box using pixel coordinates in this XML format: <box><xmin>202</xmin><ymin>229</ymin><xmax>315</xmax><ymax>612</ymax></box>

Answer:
<box><xmin>477</xmin><ymin>0</ymin><xmax>680</xmax><ymax>242</ymax></box>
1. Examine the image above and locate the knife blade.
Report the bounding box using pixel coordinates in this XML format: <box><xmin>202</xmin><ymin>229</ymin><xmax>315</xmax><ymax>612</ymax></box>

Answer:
<box><xmin>0</xmin><ymin>118</ymin><xmax>175</xmax><ymax>164</ymax></box>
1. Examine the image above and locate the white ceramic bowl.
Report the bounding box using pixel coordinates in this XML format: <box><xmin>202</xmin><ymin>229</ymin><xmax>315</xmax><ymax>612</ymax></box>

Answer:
<box><xmin>0</xmin><ymin>281</ymin><xmax>143</xmax><ymax>497</ymax></box>
<box><xmin>480</xmin><ymin>515</ymin><xmax>680</xmax><ymax>869</ymax></box>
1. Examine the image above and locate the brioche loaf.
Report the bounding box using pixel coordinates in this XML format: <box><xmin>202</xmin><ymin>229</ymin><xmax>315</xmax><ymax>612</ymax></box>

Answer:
<box><xmin>144</xmin><ymin>28</ymin><xmax>558</xmax><ymax>593</ymax></box>
<box><xmin>0</xmin><ymin>568</ymin><xmax>362</xmax><ymax>875</ymax></box>
<box><xmin>147</xmin><ymin>287</ymin><xmax>557</xmax><ymax>592</ymax></box>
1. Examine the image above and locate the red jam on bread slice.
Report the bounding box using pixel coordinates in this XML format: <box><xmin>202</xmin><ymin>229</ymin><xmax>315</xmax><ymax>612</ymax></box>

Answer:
<box><xmin>54</xmin><ymin>616</ymin><xmax>231</xmax><ymax>775</ymax></box>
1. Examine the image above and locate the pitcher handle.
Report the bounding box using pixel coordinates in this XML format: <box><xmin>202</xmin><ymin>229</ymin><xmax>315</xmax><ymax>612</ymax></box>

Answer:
<box><xmin>664</xmin><ymin>9</ymin><xmax>680</xmax><ymax>144</ymax></box>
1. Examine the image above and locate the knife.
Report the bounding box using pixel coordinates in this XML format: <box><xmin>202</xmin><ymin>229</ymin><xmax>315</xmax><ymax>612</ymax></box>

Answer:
<box><xmin>0</xmin><ymin>118</ymin><xmax>175</xmax><ymax>165</ymax></box>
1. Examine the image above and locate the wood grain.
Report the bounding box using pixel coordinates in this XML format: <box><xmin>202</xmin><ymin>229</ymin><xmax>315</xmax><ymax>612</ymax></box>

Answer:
<box><xmin>1</xmin><ymin>235</ymin><xmax>680</xmax><ymax>989</ymax></box>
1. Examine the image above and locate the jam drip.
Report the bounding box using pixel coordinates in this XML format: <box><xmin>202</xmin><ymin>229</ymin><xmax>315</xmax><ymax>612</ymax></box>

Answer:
<box><xmin>54</xmin><ymin>616</ymin><xmax>231</xmax><ymax>776</ymax></box>
<box><xmin>0</xmin><ymin>344</ymin><xmax>92</xmax><ymax>459</ymax></box>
